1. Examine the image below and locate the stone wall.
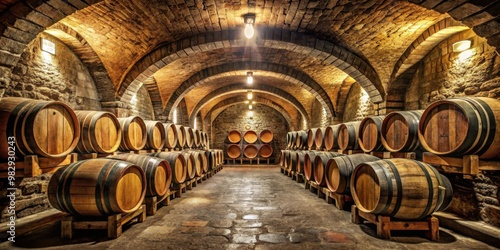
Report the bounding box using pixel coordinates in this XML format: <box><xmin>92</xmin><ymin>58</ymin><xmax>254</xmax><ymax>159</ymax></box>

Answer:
<box><xmin>405</xmin><ymin>30</ymin><xmax>500</xmax><ymax>227</ymax></box>
<box><xmin>310</xmin><ymin>99</ymin><xmax>330</xmax><ymax>128</ymax></box>
<box><xmin>212</xmin><ymin>104</ymin><xmax>289</xmax><ymax>161</ymax></box>
<box><xmin>129</xmin><ymin>85</ymin><xmax>154</xmax><ymax>120</ymax></box>
<box><xmin>5</xmin><ymin>33</ymin><xmax>101</xmax><ymax>111</ymax></box>
<box><xmin>342</xmin><ymin>83</ymin><xmax>374</xmax><ymax>122</ymax></box>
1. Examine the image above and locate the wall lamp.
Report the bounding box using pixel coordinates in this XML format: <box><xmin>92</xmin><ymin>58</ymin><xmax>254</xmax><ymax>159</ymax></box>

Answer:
<box><xmin>244</xmin><ymin>14</ymin><xmax>255</xmax><ymax>39</ymax></box>
<box><xmin>452</xmin><ymin>40</ymin><xmax>471</xmax><ymax>53</ymax></box>
<box><xmin>247</xmin><ymin>72</ymin><xmax>253</xmax><ymax>84</ymax></box>
<box><xmin>247</xmin><ymin>90</ymin><xmax>253</xmax><ymax>100</ymax></box>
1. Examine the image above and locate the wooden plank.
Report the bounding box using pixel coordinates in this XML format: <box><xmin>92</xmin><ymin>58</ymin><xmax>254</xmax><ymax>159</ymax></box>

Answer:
<box><xmin>423</xmin><ymin>152</ymin><xmax>463</xmax><ymax>167</ymax></box>
<box><xmin>73</xmin><ymin>221</ymin><xmax>108</xmax><ymax>230</ymax></box>
<box><xmin>463</xmin><ymin>155</ymin><xmax>479</xmax><ymax>175</ymax></box>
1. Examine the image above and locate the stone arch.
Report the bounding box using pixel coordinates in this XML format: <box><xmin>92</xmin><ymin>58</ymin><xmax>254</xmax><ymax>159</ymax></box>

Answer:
<box><xmin>163</xmin><ymin>62</ymin><xmax>335</xmax><ymax>119</ymax></box>
<box><xmin>336</xmin><ymin>77</ymin><xmax>357</xmax><ymax>121</ymax></box>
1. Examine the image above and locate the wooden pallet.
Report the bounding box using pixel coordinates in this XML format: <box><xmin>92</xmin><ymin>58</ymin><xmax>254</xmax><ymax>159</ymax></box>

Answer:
<box><xmin>422</xmin><ymin>152</ymin><xmax>500</xmax><ymax>176</ymax></box>
<box><xmin>321</xmin><ymin>188</ymin><xmax>352</xmax><ymax>210</ymax></box>
<box><xmin>351</xmin><ymin>205</ymin><xmax>439</xmax><ymax>241</ymax></box>
<box><xmin>0</xmin><ymin>153</ymin><xmax>78</xmax><ymax>178</ymax></box>
<box><xmin>171</xmin><ymin>183</ymin><xmax>187</xmax><ymax>198</ymax></box>
<box><xmin>293</xmin><ymin>172</ymin><xmax>304</xmax><ymax>183</ymax></box>
<box><xmin>337</xmin><ymin>149</ymin><xmax>364</xmax><ymax>155</ymax></box>
<box><xmin>370</xmin><ymin>151</ymin><xmax>416</xmax><ymax>159</ymax></box>
<box><xmin>77</xmin><ymin>152</ymin><xmax>117</xmax><ymax>160</ymax></box>
<box><xmin>61</xmin><ymin>205</ymin><xmax>146</xmax><ymax>239</ymax></box>
<box><xmin>144</xmin><ymin>191</ymin><xmax>171</xmax><ymax>216</ymax></box>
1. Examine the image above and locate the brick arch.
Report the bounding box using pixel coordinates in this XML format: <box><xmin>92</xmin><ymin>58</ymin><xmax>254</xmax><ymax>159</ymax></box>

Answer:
<box><xmin>205</xmin><ymin>96</ymin><xmax>295</xmax><ymax>130</ymax></box>
<box><xmin>163</xmin><ymin>62</ymin><xmax>335</xmax><ymax>119</ymax></box>
<box><xmin>187</xmin><ymin>83</ymin><xmax>309</xmax><ymax>127</ymax></box>
<box><xmin>335</xmin><ymin>77</ymin><xmax>357</xmax><ymax>120</ymax></box>
<box><xmin>118</xmin><ymin>28</ymin><xmax>384</xmax><ymax>103</ymax></box>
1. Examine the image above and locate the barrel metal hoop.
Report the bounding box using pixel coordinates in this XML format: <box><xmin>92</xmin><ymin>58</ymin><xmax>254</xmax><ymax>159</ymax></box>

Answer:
<box><xmin>97</xmin><ymin>161</ymin><xmax>116</xmax><ymax>215</ymax></box>
<box><xmin>385</xmin><ymin>160</ymin><xmax>403</xmax><ymax>218</ymax></box>
<box><xmin>7</xmin><ymin>100</ymin><xmax>32</xmax><ymax>156</ymax></box>
<box><xmin>407</xmin><ymin>111</ymin><xmax>422</xmax><ymax>151</ymax></box>
<box><xmin>377</xmin><ymin>161</ymin><xmax>395</xmax><ymax>214</ymax></box>
<box><xmin>463</xmin><ymin>98</ymin><xmax>495</xmax><ymax>156</ymax></box>
<box><xmin>59</xmin><ymin>160</ymin><xmax>86</xmax><ymax>216</ymax></box>
<box><xmin>425</xmin><ymin>162</ymin><xmax>446</xmax><ymax>213</ymax></box>
<box><xmin>414</xmin><ymin>160</ymin><xmax>434</xmax><ymax>220</ymax></box>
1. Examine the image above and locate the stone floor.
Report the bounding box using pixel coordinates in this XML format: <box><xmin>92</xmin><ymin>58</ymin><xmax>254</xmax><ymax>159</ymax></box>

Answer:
<box><xmin>1</xmin><ymin>166</ymin><xmax>498</xmax><ymax>250</ymax></box>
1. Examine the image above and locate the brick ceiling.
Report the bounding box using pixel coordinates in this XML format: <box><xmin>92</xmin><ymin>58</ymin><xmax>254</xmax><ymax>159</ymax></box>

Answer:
<box><xmin>1</xmin><ymin>0</ymin><xmax>499</xmax><ymax>125</ymax></box>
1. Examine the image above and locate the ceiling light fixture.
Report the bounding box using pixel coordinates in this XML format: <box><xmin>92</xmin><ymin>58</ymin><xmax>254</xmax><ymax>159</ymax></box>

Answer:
<box><xmin>249</xmin><ymin>104</ymin><xmax>253</xmax><ymax>110</ymax></box>
<box><xmin>452</xmin><ymin>40</ymin><xmax>471</xmax><ymax>53</ymax></box>
<box><xmin>41</xmin><ymin>38</ymin><xmax>56</xmax><ymax>55</ymax></box>
<box><xmin>247</xmin><ymin>90</ymin><xmax>253</xmax><ymax>100</ymax></box>
<box><xmin>244</xmin><ymin>14</ymin><xmax>255</xmax><ymax>39</ymax></box>
<box><xmin>247</xmin><ymin>72</ymin><xmax>253</xmax><ymax>84</ymax></box>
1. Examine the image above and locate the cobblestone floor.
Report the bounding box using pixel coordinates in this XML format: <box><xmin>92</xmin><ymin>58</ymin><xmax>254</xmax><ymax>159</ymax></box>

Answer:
<box><xmin>1</xmin><ymin>166</ymin><xmax>497</xmax><ymax>249</ymax></box>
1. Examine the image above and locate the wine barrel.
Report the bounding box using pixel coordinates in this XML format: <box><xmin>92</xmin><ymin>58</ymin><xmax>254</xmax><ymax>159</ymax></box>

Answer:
<box><xmin>144</xmin><ymin>120</ymin><xmax>166</xmax><ymax>150</ymax></box>
<box><xmin>227</xmin><ymin>144</ymin><xmax>241</xmax><ymax>159</ymax></box>
<box><xmin>280</xmin><ymin>150</ymin><xmax>290</xmax><ymax>168</ymax></box>
<box><xmin>183</xmin><ymin>126</ymin><xmax>194</xmax><ymax>148</ymax></box>
<box><xmin>260</xmin><ymin>129</ymin><xmax>273</xmax><ymax>144</ymax></box>
<box><xmin>205</xmin><ymin>150</ymin><xmax>216</xmax><ymax>171</ymax></box>
<box><xmin>184</xmin><ymin>150</ymin><xmax>203</xmax><ymax>177</ymax></box>
<box><xmin>228</xmin><ymin>130</ymin><xmax>242</xmax><ymax>143</ymax></box>
<box><xmin>294</xmin><ymin>150</ymin><xmax>307</xmax><ymax>174</ymax></box>
<box><xmin>358</xmin><ymin>115</ymin><xmax>386</xmax><ymax>153</ymax></box>
<box><xmin>314</xmin><ymin>127</ymin><xmax>327</xmax><ymax>150</ymax></box>
<box><xmin>175</xmin><ymin>125</ymin><xmax>186</xmax><ymax>149</ymax></box>
<box><xmin>259</xmin><ymin>144</ymin><xmax>273</xmax><ymax>158</ymax></box>
<box><xmin>337</xmin><ymin>121</ymin><xmax>361</xmax><ymax>150</ymax></box>
<box><xmin>381</xmin><ymin>110</ymin><xmax>423</xmax><ymax>152</ymax></box>
<box><xmin>313</xmin><ymin>152</ymin><xmax>344</xmax><ymax>186</ymax></box>
<box><xmin>0</xmin><ymin>97</ymin><xmax>80</xmax><ymax>159</ymax></box>
<box><xmin>418</xmin><ymin>97</ymin><xmax>500</xmax><ymax>159</ymax></box>
<box><xmin>191</xmin><ymin>149</ymin><xmax>208</xmax><ymax>173</ymax></box>
<box><xmin>118</xmin><ymin>116</ymin><xmax>147</xmax><ymax>151</ymax></box>
<box><xmin>324</xmin><ymin>125</ymin><xmax>340</xmax><ymax>150</ymax></box>
<box><xmin>307</xmin><ymin>128</ymin><xmax>318</xmax><ymax>149</ymax></box>
<box><xmin>74</xmin><ymin>111</ymin><xmax>121</xmax><ymax>154</ymax></box>
<box><xmin>288</xmin><ymin>150</ymin><xmax>299</xmax><ymax>172</ymax></box>
<box><xmin>303</xmin><ymin>151</ymin><xmax>320</xmax><ymax>181</ymax></box>
<box><xmin>48</xmin><ymin>159</ymin><xmax>146</xmax><ymax>216</ymax></box>
<box><xmin>163</xmin><ymin>123</ymin><xmax>178</xmax><ymax>149</ymax></box>
<box><xmin>149</xmin><ymin>151</ymin><xmax>187</xmax><ymax>184</ymax></box>
<box><xmin>325</xmin><ymin>154</ymin><xmax>380</xmax><ymax>194</ymax></box>
<box><xmin>244</xmin><ymin>144</ymin><xmax>258</xmax><ymax>158</ymax></box>
<box><xmin>108</xmin><ymin>154</ymin><xmax>171</xmax><ymax>197</ymax></box>
<box><xmin>182</xmin><ymin>152</ymin><xmax>196</xmax><ymax>180</ymax></box>
<box><xmin>244</xmin><ymin>130</ymin><xmax>258</xmax><ymax>143</ymax></box>
<box><xmin>193</xmin><ymin>129</ymin><xmax>201</xmax><ymax>148</ymax></box>
<box><xmin>286</xmin><ymin>131</ymin><xmax>297</xmax><ymax>148</ymax></box>
<box><xmin>350</xmin><ymin>158</ymin><xmax>453</xmax><ymax>220</ymax></box>
<box><xmin>295</xmin><ymin>130</ymin><xmax>308</xmax><ymax>149</ymax></box>
<box><xmin>200</xmin><ymin>131</ymin><xmax>208</xmax><ymax>148</ymax></box>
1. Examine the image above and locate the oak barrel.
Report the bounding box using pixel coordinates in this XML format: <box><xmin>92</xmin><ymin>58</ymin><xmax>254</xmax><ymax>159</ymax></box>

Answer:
<box><xmin>182</xmin><ymin>152</ymin><xmax>196</xmax><ymax>180</ymax></box>
<box><xmin>183</xmin><ymin>126</ymin><xmax>194</xmax><ymax>148</ymax></box>
<box><xmin>117</xmin><ymin>116</ymin><xmax>147</xmax><ymax>151</ymax></box>
<box><xmin>350</xmin><ymin>158</ymin><xmax>453</xmax><ymax>220</ymax></box>
<box><xmin>286</xmin><ymin>131</ymin><xmax>297</xmax><ymax>148</ymax></box>
<box><xmin>184</xmin><ymin>150</ymin><xmax>203</xmax><ymax>177</ymax></box>
<box><xmin>307</xmin><ymin>128</ymin><xmax>318</xmax><ymax>149</ymax></box>
<box><xmin>48</xmin><ymin>159</ymin><xmax>146</xmax><ymax>216</ymax></box>
<box><xmin>381</xmin><ymin>110</ymin><xmax>423</xmax><ymax>152</ymax></box>
<box><xmin>324</xmin><ymin>125</ymin><xmax>340</xmax><ymax>150</ymax></box>
<box><xmin>288</xmin><ymin>150</ymin><xmax>299</xmax><ymax>172</ymax></box>
<box><xmin>227</xmin><ymin>144</ymin><xmax>241</xmax><ymax>159</ymax></box>
<box><xmin>163</xmin><ymin>123</ymin><xmax>178</xmax><ymax>149</ymax></box>
<box><xmin>74</xmin><ymin>111</ymin><xmax>121</xmax><ymax>154</ymax></box>
<box><xmin>259</xmin><ymin>144</ymin><xmax>273</xmax><ymax>158</ymax></box>
<box><xmin>149</xmin><ymin>151</ymin><xmax>187</xmax><ymax>184</ymax></box>
<box><xmin>313</xmin><ymin>152</ymin><xmax>344</xmax><ymax>187</ymax></box>
<box><xmin>337</xmin><ymin>121</ymin><xmax>361</xmax><ymax>150</ymax></box>
<box><xmin>0</xmin><ymin>97</ymin><xmax>80</xmax><ymax>159</ymax></box>
<box><xmin>281</xmin><ymin>150</ymin><xmax>290</xmax><ymax>169</ymax></box>
<box><xmin>325</xmin><ymin>154</ymin><xmax>380</xmax><ymax>194</ymax></box>
<box><xmin>108</xmin><ymin>154</ymin><xmax>171</xmax><ymax>197</ymax></box>
<box><xmin>243</xmin><ymin>144</ymin><xmax>258</xmax><ymax>158</ymax></box>
<box><xmin>314</xmin><ymin>127</ymin><xmax>327</xmax><ymax>150</ymax></box>
<box><xmin>295</xmin><ymin>130</ymin><xmax>308</xmax><ymax>149</ymax></box>
<box><xmin>294</xmin><ymin>150</ymin><xmax>307</xmax><ymax>174</ymax></box>
<box><xmin>303</xmin><ymin>151</ymin><xmax>320</xmax><ymax>181</ymax></box>
<box><xmin>193</xmin><ymin>129</ymin><xmax>201</xmax><ymax>148</ymax></box>
<box><xmin>358</xmin><ymin>115</ymin><xmax>386</xmax><ymax>153</ymax></box>
<box><xmin>418</xmin><ymin>97</ymin><xmax>500</xmax><ymax>159</ymax></box>
<box><xmin>260</xmin><ymin>129</ymin><xmax>274</xmax><ymax>144</ymax></box>
<box><xmin>175</xmin><ymin>125</ymin><xmax>186</xmax><ymax>148</ymax></box>
<box><xmin>228</xmin><ymin>130</ymin><xmax>242</xmax><ymax>143</ymax></box>
<box><xmin>144</xmin><ymin>120</ymin><xmax>166</xmax><ymax>150</ymax></box>
<box><xmin>244</xmin><ymin>130</ymin><xmax>258</xmax><ymax>143</ymax></box>
<box><xmin>205</xmin><ymin>150</ymin><xmax>216</xmax><ymax>171</ymax></box>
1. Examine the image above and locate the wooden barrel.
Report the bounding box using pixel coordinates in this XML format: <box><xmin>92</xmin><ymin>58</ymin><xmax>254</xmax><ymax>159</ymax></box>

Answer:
<box><xmin>289</xmin><ymin>150</ymin><xmax>299</xmax><ymax>172</ymax></box>
<box><xmin>280</xmin><ymin>150</ymin><xmax>289</xmax><ymax>168</ymax></box>
<box><xmin>163</xmin><ymin>123</ymin><xmax>178</xmax><ymax>149</ymax></box>
<box><xmin>295</xmin><ymin>130</ymin><xmax>308</xmax><ymax>149</ymax></box>
<box><xmin>260</xmin><ymin>129</ymin><xmax>273</xmax><ymax>144</ymax></box>
<box><xmin>175</xmin><ymin>125</ymin><xmax>186</xmax><ymax>149</ymax></box>
<box><xmin>294</xmin><ymin>150</ymin><xmax>307</xmax><ymax>174</ymax></box>
<box><xmin>118</xmin><ymin>116</ymin><xmax>147</xmax><ymax>151</ymax></box>
<box><xmin>337</xmin><ymin>121</ymin><xmax>361</xmax><ymax>150</ymax></box>
<box><xmin>244</xmin><ymin>130</ymin><xmax>258</xmax><ymax>143</ymax></box>
<box><xmin>183</xmin><ymin>126</ymin><xmax>194</xmax><ymax>148</ymax></box>
<box><xmin>227</xmin><ymin>144</ymin><xmax>241</xmax><ymax>159</ymax></box>
<box><xmin>182</xmin><ymin>152</ymin><xmax>196</xmax><ymax>180</ymax></box>
<box><xmin>228</xmin><ymin>130</ymin><xmax>242</xmax><ymax>143</ymax></box>
<box><xmin>350</xmin><ymin>158</ymin><xmax>453</xmax><ymax>220</ymax></box>
<box><xmin>48</xmin><ymin>159</ymin><xmax>146</xmax><ymax>216</ymax></box>
<box><xmin>190</xmin><ymin>149</ymin><xmax>208</xmax><ymax>174</ymax></box>
<box><xmin>286</xmin><ymin>131</ymin><xmax>297</xmax><ymax>148</ymax></box>
<box><xmin>325</xmin><ymin>154</ymin><xmax>380</xmax><ymax>194</ymax></box>
<box><xmin>144</xmin><ymin>120</ymin><xmax>166</xmax><ymax>150</ymax></box>
<box><xmin>259</xmin><ymin>144</ymin><xmax>273</xmax><ymax>158</ymax></box>
<box><xmin>314</xmin><ymin>127</ymin><xmax>327</xmax><ymax>150</ymax></box>
<box><xmin>324</xmin><ymin>125</ymin><xmax>340</xmax><ymax>150</ymax></box>
<box><xmin>193</xmin><ymin>129</ymin><xmax>201</xmax><ymax>148</ymax></box>
<box><xmin>303</xmin><ymin>150</ymin><xmax>320</xmax><ymax>181</ymax></box>
<box><xmin>243</xmin><ymin>144</ymin><xmax>258</xmax><ymax>158</ymax></box>
<box><xmin>307</xmin><ymin>128</ymin><xmax>318</xmax><ymax>149</ymax></box>
<box><xmin>184</xmin><ymin>150</ymin><xmax>203</xmax><ymax>177</ymax></box>
<box><xmin>313</xmin><ymin>152</ymin><xmax>344</xmax><ymax>187</ymax></box>
<box><xmin>381</xmin><ymin>110</ymin><xmax>423</xmax><ymax>152</ymax></box>
<box><xmin>418</xmin><ymin>97</ymin><xmax>500</xmax><ymax>159</ymax></box>
<box><xmin>149</xmin><ymin>151</ymin><xmax>187</xmax><ymax>184</ymax></box>
<box><xmin>108</xmin><ymin>154</ymin><xmax>171</xmax><ymax>197</ymax></box>
<box><xmin>358</xmin><ymin>115</ymin><xmax>386</xmax><ymax>153</ymax></box>
<box><xmin>0</xmin><ymin>97</ymin><xmax>80</xmax><ymax>159</ymax></box>
<box><xmin>200</xmin><ymin>131</ymin><xmax>208</xmax><ymax>148</ymax></box>
<box><xmin>205</xmin><ymin>150</ymin><xmax>216</xmax><ymax>171</ymax></box>
<box><xmin>74</xmin><ymin>111</ymin><xmax>121</xmax><ymax>154</ymax></box>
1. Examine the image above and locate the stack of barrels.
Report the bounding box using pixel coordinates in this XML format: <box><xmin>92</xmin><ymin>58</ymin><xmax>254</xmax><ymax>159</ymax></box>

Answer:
<box><xmin>225</xmin><ymin>129</ymin><xmax>274</xmax><ymax>162</ymax></box>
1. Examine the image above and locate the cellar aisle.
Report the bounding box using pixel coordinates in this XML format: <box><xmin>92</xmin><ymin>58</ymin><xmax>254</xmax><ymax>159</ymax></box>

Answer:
<box><xmin>1</xmin><ymin>166</ymin><xmax>496</xmax><ymax>250</ymax></box>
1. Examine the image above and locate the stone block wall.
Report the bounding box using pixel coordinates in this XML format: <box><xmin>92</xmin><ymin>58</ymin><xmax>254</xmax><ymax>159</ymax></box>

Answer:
<box><xmin>342</xmin><ymin>83</ymin><xmax>374</xmax><ymax>122</ymax></box>
<box><xmin>310</xmin><ymin>99</ymin><xmax>330</xmax><ymax>128</ymax></box>
<box><xmin>212</xmin><ymin>104</ymin><xmax>289</xmax><ymax>161</ymax></box>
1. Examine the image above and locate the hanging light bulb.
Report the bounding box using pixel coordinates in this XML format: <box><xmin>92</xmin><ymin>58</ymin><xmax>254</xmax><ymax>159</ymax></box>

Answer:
<box><xmin>244</xmin><ymin>15</ymin><xmax>255</xmax><ymax>39</ymax></box>
<box><xmin>247</xmin><ymin>90</ymin><xmax>253</xmax><ymax>100</ymax></box>
<box><xmin>249</xmin><ymin>104</ymin><xmax>253</xmax><ymax>110</ymax></box>
<box><xmin>247</xmin><ymin>72</ymin><xmax>253</xmax><ymax>84</ymax></box>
